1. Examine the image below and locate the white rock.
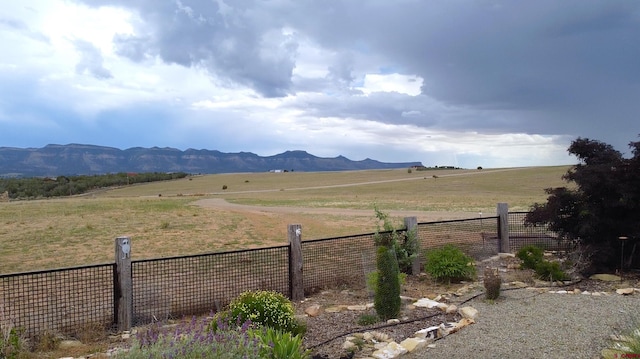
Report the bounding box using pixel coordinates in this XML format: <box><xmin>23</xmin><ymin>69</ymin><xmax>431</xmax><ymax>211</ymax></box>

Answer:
<box><xmin>400</xmin><ymin>337</ymin><xmax>427</xmax><ymax>352</ymax></box>
<box><xmin>386</xmin><ymin>318</ymin><xmax>400</xmax><ymax>324</ymax></box>
<box><xmin>372</xmin><ymin>341</ymin><xmax>407</xmax><ymax>359</ymax></box>
<box><xmin>445</xmin><ymin>304</ymin><xmax>458</xmax><ymax>314</ymax></box>
<box><xmin>413</xmin><ymin>298</ymin><xmax>441</xmax><ymax>308</ymax></box>
<box><xmin>427</xmin><ymin>344</ymin><xmax>437</xmax><ymax>348</ymax></box>
<box><xmin>458</xmin><ymin>306</ymin><xmax>478</xmax><ymax>320</ymax></box>
<box><xmin>616</xmin><ymin>288</ymin><xmax>635</xmax><ymax>295</ymax></box>
<box><xmin>556</xmin><ymin>290</ymin><xmax>568</xmax><ymax>294</ymax></box>
<box><xmin>582</xmin><ymin>291</ymin><xmax>591</xmax><ymax>295</ymax></box>
<box><xmin>498</xmin><ymin>252</ymin><xmax>516</xmax><ymax>258</ymax></box>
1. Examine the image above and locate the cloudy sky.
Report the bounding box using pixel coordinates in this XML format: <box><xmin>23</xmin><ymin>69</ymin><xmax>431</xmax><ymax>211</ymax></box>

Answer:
<box><xmin>1</xmin><ymin>1</ymin><xmax>639</xmax><ymax>168</ymax></box>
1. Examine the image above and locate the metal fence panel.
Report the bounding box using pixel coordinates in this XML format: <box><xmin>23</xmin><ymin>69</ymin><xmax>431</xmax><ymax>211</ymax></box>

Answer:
<box><xmin>0</xmin><ymin>264</ymin><xmax>114</xmax><ymax>338</ymax></box>
<box><xmin>131</xmin><ymin>246</ymin><xmax>290</xmax><ymax>326</ymax></box>
<box><xmin>417</xmin><ymin>217</ymin><xmax>500</xmax><ymax>260</ymax></box>
<box><xmin>302</xmin><ymin>233</ymin><xmax>378</xmax><ymax>295</ymax></box>
<box><xmin>508</xmin><ymin>212</ymin><xmax>570</xmax><ymax>252</ymax></box>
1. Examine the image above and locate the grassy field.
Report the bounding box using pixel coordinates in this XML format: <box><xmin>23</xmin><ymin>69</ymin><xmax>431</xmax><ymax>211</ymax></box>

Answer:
<box><xmin>0</xmin><ymin>166</ymin><xmax>571</xmax><ymax>273</ymax></box>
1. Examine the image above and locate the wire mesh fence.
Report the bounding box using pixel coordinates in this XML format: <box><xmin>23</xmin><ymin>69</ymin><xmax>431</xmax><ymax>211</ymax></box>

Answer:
<box><xmin>417</xmin><ymin>217</ymin><xmax>500</xmax><ymax>260</ymax></box>
<box><xmin>301</xmin><ymin>233</ymin><xmax>379</xmax><ymax>295</ymax></box>
<box><xmin>2</xmin><ymin>211</ymin><xmax>575</xmax><ymax>339</ymax></box>
<box><xmin>508</xmin><ymin>212</ymin><xmax>570</xmax><ymax>252</ymax></box>
<box><xmin>0</xmin><ymin>263</ymin><xmax>114</xmax><ymax>338</ymax></box>
<box><xmin>131</xmin><ymin>246</ymin><xmax>290</xmax><ymax>326</ymax></box>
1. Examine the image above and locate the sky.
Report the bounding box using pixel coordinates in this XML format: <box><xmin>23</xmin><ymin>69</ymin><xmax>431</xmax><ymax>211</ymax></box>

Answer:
<box><xmin>1</xmin><ymin>1</ymin><xmax>639</xmax><ymax>169</ymax></box>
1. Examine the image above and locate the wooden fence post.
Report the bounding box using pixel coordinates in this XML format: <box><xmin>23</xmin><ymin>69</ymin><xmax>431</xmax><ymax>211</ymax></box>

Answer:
<box><xmin>288</xmin><ymin>224</ymin><xmax>304</xmax><ymax>301</ymax></box>
<box><xmin>497</xmin><ymin>203</ymin><xmax>510</xmax><ymax>253</ymax></box>
<box><xmin>403</xmin><ymin>217</ymin><xmax>420</xmax><ymax>275</ymax></box>
<box><xmin>115</xmin><ymin>236</ymin><xmax>132</xmax><ymax>332</ymax></box>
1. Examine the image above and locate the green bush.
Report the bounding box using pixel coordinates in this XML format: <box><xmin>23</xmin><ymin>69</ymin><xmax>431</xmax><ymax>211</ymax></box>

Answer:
<box><xmin>374</xmin><ymin>246</ymin><xmax>401</xmax><ymax>320</ymax></box>
<box><xmin>225</xmin><ymin>290</ymin><xmax>303</xmax><ymax>335</ymax></box>
<box><xmin>366</xmin><ymin>270</ymin><xmax>406</xmax><ymax>295</ymax></box>
<box><xmin>534</xmin><ymin>260</ymin><xmax>569</xmax><ymax>281</ymax></box>
<box><xmin>424</xmin><ymin>245</ymin><xmax>476</xmax><ymax>283</ymax></box>
<box><xmin>373</xmin><ymin>207</ymin><xmax>418</xmax><ymax>274</ymax></box>
<box><xmin>252</xmin><ymin>327</ymin><xmax>310</xmax><ymax>359</ymax></box>
<box><xmin>516</xmin><ymin>245</ymin><xmax>544</xmax><ymax>270</ymax></box>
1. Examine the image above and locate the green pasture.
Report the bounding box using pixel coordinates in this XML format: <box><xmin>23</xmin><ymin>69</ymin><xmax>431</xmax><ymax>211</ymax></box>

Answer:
<box><xmin>0</xmin><ymin>166</ymin><xmax>570</xmax><ymax>273</ymax></box>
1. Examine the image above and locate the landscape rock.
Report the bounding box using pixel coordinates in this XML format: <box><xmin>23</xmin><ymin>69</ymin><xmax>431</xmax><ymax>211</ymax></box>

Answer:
<box><xmin>305</xmin><ymin>304</ymin><xmax>321</xmax><ymax>317</ymax></box>
<box><xmin>413</xmin><ymin>298</ymin><xmax>441</xmax><ymax>309</ymax></box>
<box><xmin>399</xmin><ymin>337</ymin><xmax>427</xmax><ymax>352</ymax></box>
<box><xmin>590</xmin><ymin>274</ymin><xmax>622</xmax><ymax>282</ymax></box>
<box><xmin>372</xmin><ymin>341</ymin><xmax>407</xmax><ymax>359</ymax></box>
<box><xmin>615</xmin><ymin>288</ymin><xmax>635</xmax><ymax>295</ymax></box>
<box><xmin>458</xmin><ymin>306</ymin><xmax>478</xmax><ymax>320</ymax></box>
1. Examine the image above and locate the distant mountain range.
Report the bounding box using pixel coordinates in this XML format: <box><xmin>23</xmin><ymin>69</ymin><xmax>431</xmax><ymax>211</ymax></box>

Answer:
<box><xmin>0</xmin><ymin>144</ymin><xmax>423</xmax><ymax>177</ymax></box>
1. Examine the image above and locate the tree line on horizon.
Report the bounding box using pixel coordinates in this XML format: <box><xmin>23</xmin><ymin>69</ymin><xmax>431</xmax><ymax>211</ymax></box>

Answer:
<box><xmin>0</xmin><ymin>172</ymin><xmax>189</xmax><ymax>200</ymax></box>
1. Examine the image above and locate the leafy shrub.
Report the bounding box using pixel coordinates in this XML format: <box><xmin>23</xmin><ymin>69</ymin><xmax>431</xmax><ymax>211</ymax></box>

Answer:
<box><xmin>373</xmin><ymin>207</ymin><xmax>418</xmax><ymax>274</ymax></box>
<box><xmin>534</xmin><ymin>260</ymin><xmax>569</xmax><ymax>281</ymax></box>
<box><xmin>516</xmin><ymin>245</ymin><xmax>544</xmax><ymax>270</ymax></box>
<box><xmin>374</xmin><ymin>246</ymin><xmax>401</xmax><ymax>320</ymax></box>
<box><xmin>225</xmin><ymin>290</ymin><xmax>303</xmax><ymax>335</ymax></box>
<box><xmin>253</xmin><ymin>327</ymin><xmax>310</xmax><ymax>359</ymax></box>
<box><xmin>424</xmin><ymin>245</ymin><xmax>476</xmax><ymax>283</ymax></box>
<box><xmin>118</xmin><ymin>316</ymin><xmax>262</xmax><ymax>359</ymax></box>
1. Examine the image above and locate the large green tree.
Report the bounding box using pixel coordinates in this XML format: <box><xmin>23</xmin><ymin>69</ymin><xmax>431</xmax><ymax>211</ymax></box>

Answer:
<box><xmin>525</xmin><ymin>136</ymin><xmax>640</xmax><ymax>272</ymax></box>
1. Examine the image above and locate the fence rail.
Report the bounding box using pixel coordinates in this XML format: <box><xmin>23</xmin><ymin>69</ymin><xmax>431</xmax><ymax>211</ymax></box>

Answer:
<box><xmin>1</xmin><ymin>206</ymin><xmax>569</xmax><ymax>339</ymax></box>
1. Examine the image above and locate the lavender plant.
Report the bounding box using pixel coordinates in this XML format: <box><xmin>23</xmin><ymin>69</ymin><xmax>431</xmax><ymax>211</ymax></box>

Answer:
<box><xmin>117</xmin><ymin>316</ymin><xmax>263</xmax><ymax>359</ymax></box>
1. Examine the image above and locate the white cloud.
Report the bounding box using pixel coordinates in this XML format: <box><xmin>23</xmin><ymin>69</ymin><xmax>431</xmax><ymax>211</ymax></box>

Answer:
<box><xmin>357</xmin><ymin>73</ymin><xmax>423</xmax><ymax>96</ymax></box>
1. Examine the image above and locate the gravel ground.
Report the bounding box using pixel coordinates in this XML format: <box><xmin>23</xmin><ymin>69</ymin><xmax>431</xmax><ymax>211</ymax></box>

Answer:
<box><xmin>404</xmin><ymin>288</ymin><xmax>640</xmax><ymax>359</ymax></box>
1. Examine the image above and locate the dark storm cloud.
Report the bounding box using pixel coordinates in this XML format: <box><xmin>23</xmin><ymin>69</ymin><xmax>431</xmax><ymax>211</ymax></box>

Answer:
<box><xmin>79</xmin><ymin>0</ymin><xmax>298</xmax><ymax>97</ymax></box>
<box><xmin>75</xmin><ymin>0</ymin><xmax>640</xmax><ymax>150</ymax></box>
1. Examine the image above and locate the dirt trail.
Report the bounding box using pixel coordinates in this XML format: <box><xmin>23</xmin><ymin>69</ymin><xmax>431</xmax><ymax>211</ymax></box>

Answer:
<box><xmin>192</xmin><ymin>168</ymin><xmax>516</xmax><ymax>221</ymax></box>
<box><xmin>193</xmin><ymin>197</ymin><xmax>483</xmax><ymax>222</ymax></box>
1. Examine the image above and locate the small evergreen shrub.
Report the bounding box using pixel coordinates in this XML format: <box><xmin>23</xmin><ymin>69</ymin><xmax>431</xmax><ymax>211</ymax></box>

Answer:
<box><xmin>424</xmin><ymin>245</ymin><xmax>476</xmax><ymax>283</ymax></box>
<box><xmin>516</xmin><ymin>245</ymin><xmax>545</xmax><ymax>270</ymax></box>
<box><xmin>534</xmin><ymin>260</ymin><xmax>569</xmax><ymax>281</ymax></box>
<box><xmin>374</xmin><ymin>246</ymin><xmax>401</xmax><ymax>320</ymax></box>
<box><xmin>366</xmin><ymin>270</ymin><xmax>406</xmax><ymax>295</ymax></box>
<box><xmin>225</xmin><ymin>290</ymin><xmax>303</xmax><ymax>335</ymax></box>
